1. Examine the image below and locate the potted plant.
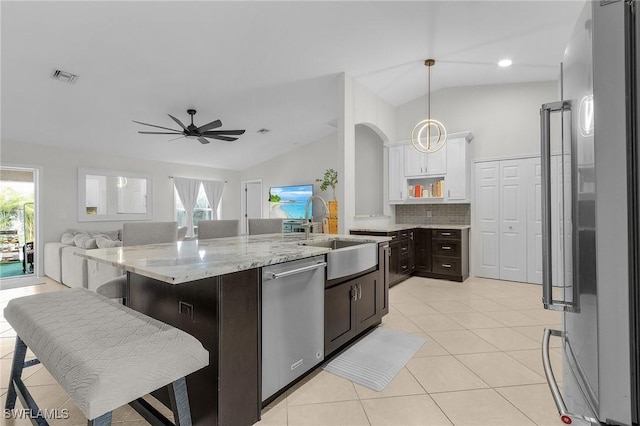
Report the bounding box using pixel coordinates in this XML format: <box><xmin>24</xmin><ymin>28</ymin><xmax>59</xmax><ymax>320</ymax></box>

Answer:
<box><xmin>316</xmin><ymin>168</ymin><xmax>338</xmax><ymax>201</ymax></box>
<box><xmin>316</xmin><ymin>169</ymin><xmax>339</xmax><ymax>233</ymax></box>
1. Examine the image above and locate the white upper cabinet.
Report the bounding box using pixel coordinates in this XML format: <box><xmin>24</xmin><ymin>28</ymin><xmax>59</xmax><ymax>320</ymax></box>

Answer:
<box><xmin>404</xmin><ymin>144</ymin><xmax>447</xmax><ymax>177</ymax></box>
<box><xmin>445</xmin><ymin>134</ymin><xmax>472</xmax><ymax>201</ymax></box>
<box><xmin>388</xmin><ymin>132</ymin><xmax>473</xmax><ymax>204</ymax></box>
<box><xmin>388</xmin><ymin>145</ymin><xmax>406</xmax><ymax>203</ymax></box>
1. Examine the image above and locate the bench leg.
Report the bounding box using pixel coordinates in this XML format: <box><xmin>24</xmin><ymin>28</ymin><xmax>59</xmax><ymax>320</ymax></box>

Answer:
<box><xmin>5</xmin><ymin>336</ymin><xmax>27</xmax><ymax>410</ymax></box>
<box><xmin>168</xmin><ymin>377</ymin><xmax>192</xmax><ymax>426</ymax></box>
<box><xmin>87</xmin><ymin>412</ymin><xmax>112</xmax><ymax>426</ymax></box>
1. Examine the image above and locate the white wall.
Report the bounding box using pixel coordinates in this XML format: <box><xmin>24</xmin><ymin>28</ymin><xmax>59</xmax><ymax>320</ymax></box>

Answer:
<box><xmin>355</xmin><ymin>124</ymin><xmax>384</xmax><ymax>216</ymax></box>
<box><xmin>239</xmin><ymin>132</ymin><xmax>339</xmax><ymax>219</ymax></box>
<box><xmin>396</xmin><ymin>81</ymin><xmax>558</xmax><ymax>160</ymax></box>
<box><xmin>239</xmin><ymin>75</ymin><xmax>397</xmax><ymax>233</ymax></box>
<box><xmin>341</xmin><ymin>75</ymin><xmax>397</xmax><ymax>231</ymax></box>
<box><xmin>1</xmin><ymin>141</ymin><xmax>241</xmax><ymax>274</ymax></box>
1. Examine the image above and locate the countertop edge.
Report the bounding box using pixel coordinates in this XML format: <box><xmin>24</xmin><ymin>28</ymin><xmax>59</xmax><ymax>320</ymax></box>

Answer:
<box><xmin>79</xmin><ymin>233</ymin><xmax>391</xmax><ymax>284</ymax></box>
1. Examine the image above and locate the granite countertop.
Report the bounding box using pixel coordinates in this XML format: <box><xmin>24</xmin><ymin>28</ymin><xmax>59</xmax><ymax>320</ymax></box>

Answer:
<box><xmin>80</xmin><ymin>233</ymin><xmax>390</xmax><ymax>285</ymax></box>
<box><xmin>350</xmin><ymin>224</ymin><xmax>471</xmax><ymax>233</ymax></box>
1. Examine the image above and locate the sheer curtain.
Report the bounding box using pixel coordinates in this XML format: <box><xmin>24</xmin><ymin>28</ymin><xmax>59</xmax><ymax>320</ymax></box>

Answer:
<box><xmin>174</xmin><ymin>177</ymin><xmax>201</xmax><ymax>238</ymax></box>
<box><xmin>202</xmin><ymin>180</ymin><xmax>225</xmax><ymax>219</ymax></box>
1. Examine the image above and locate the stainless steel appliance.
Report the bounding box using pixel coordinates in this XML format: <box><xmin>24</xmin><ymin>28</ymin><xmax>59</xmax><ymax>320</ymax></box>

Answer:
<box><xmin>540</xmin><ymin>1</ymin><xmax>639</xmax><ymax>425</ymax></box>
<box><xmin>261</xmin><ymin>256</ymin><xmax>326</xmax><ymax>402</ymax></box>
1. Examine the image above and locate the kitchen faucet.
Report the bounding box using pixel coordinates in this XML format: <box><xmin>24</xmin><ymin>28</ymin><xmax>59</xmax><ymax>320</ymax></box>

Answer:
<box><xmin>304</xmin><ymin>195</ymin><xmax>329</xmax><ymax>239</ymax></box>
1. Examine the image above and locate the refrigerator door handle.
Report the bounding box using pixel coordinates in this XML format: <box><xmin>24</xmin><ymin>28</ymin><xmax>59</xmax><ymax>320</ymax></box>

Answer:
<box><xmin>542</xmin><ymin>328</ymin><xmax>600</xmax><ymax>426</ymax></box>
<box><xmin>540</xmin><ymin>101</ymin><xmax>579</xmax><ymax>312</ymax></box>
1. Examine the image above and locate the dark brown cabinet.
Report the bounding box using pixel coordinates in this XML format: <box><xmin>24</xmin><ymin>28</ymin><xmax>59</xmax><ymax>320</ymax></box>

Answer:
<box><xmin>414</xmin><ymin>228</ymin><xmax>432</xmax><ymax>273</ymax></box>
<box><xmin>325</xmin><ymin>270</ymin><xmax>381</xmax><ymax>356</ymax></box>
<box><xmin>351</xmin><ymin>230</ymin><xmax>413</xmax><ymax>287</ymax></box>
<box><xmin>426</xmin><ymin>228</ymin><xmax>469</xmax><ymax>282</ymax></box>
<box><xmin>352</xmin><ymin>227</ymin><xmax>469</xmax><ymax>284</ymax></box>
<box><xmin>393</xmin><ymin>231</ymin><xmax>414</xmax><ymax>280</ymax></box>
<box><xmin>128</xmin><ymin>269</ymin><xmax>261</xmax><ymax>426</ymax></box>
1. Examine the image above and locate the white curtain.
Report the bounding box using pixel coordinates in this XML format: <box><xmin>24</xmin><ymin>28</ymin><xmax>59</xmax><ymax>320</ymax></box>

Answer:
<box><xmin>174</xmin><ymin>177</ymin><xmax>201</xmax><ymax>238</ymax></box>
<box><xmin>202</xmin><ymin>180</ymin><xmax>225</xmax><ymax>220</ymax></box>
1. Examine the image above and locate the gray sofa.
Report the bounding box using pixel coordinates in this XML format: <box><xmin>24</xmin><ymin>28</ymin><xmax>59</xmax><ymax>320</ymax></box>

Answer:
<box><xmin>44</xmin><ymin>227</ymin><xmax>188</xmax><ymax>290</ymax></box>
<box><xmin>44</xmin><ymin>230</ymin><xmax>123</xmax><ymax>290</ymax></box>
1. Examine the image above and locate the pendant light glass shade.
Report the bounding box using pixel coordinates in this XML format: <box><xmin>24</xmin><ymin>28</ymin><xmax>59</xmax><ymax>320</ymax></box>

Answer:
<box><xmin>411</xmin><ymin>59</ymin><xmax>447</xmax><ymax>153</ymax></box>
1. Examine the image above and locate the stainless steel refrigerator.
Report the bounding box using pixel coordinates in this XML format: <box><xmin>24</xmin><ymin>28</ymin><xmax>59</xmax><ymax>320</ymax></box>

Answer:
<box><xmin>540</xmin><ymin>1</ymin><xmax>640</xmax><ymax>425</ymax></box>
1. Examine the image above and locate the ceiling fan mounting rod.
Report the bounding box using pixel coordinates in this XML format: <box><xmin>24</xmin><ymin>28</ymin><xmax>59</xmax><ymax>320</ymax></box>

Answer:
<box><xmin>187</xmin><ymin>109</ymin><xmax>197</xmax><ymax>126</ymax></box>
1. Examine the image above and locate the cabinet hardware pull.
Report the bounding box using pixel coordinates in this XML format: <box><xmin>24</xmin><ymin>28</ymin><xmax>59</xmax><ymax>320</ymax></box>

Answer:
<box><xmin>351</xmin><ymin>285</ymin><xmax>357</xmax><ymax>301</ymax></box>
<box><xmin>265</xmin><ymin>262</ymin><xmax>327</xmax><ymax>280</ymax></box>
<box><xmin>442</xmin><ymin>264</ymin><xmax>452</xmax><ymax>268</ymax></box>
<box><xmin>357</xmin><ymin>283</ymin><xmax>362</xmax><ymax>300</ymax></box>
<box><xmin>441</xmin><ymin>232</ymin><xmax>451</xmax><ymax>236</ymax></box>
<box><xmin>442</xmin><ymin>246</ymin><xmax>452</xmax><ymax>250</ymax></box>
<box><xmin>402</xmin><ymin>265</ymin><xmax>408</xmax><ymax>270</ymax></box>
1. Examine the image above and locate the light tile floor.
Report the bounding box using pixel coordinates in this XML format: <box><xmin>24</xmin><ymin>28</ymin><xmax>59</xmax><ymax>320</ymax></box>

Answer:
<box><xmin>0</xmin><ymin>275</ymin><xmax>565</xmax><ymax>425</ymax></box>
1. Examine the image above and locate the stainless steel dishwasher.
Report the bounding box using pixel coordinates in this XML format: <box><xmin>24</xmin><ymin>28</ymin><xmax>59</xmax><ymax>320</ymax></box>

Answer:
<box><xmin>262</xmin><ymin>255</ymin><xmax>326</xmax><ymax>402</ymax></box>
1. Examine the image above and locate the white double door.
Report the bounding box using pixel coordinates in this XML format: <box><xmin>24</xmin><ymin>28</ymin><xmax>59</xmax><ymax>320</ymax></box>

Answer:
<box><xmin>474</xmin><ymin>156</ymin><xmax>561</xmax><ymax>284</ymax></box>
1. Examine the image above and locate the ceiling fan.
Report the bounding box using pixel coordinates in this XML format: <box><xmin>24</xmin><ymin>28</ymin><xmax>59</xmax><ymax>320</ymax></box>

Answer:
<box><xmin>133</xmin><ymin>109</ymin><xmax>245</xmax><ymax>144</ymax></box>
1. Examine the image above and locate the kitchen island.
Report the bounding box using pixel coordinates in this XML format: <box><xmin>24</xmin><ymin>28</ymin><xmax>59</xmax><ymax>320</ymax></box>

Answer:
<box><xmin>82</xmin><ymin>233</ymin><xmax>389</xmax><ymax>426</ymax></box>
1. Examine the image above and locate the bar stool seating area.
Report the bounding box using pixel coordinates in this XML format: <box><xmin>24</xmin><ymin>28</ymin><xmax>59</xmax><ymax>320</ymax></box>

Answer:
<box><xmin>4</xmin><ymin>288</ymin><xmax>208</xmax><ymax>426</ymax></box>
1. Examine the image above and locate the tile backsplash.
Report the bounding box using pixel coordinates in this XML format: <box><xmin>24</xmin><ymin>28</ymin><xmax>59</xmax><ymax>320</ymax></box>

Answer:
<box><xmin>395</xmin><ymin>203</ymin><xmax>470</xmax><ymax>225</ymax></box>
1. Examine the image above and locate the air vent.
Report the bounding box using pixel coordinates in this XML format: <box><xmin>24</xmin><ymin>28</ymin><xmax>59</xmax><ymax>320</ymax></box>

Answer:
<box><xmin>52</xmin><ymin>69</ymin><xmax>78</xmax><ymax>84</ymax></box>
<box><xmin>257</xmin><ymin>128</ymin><xmax>270</xmax><ymax>134</ymax></box>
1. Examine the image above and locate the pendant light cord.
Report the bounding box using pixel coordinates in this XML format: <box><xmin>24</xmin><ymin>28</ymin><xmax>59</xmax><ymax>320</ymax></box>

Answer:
<box><xmin>410</xmin><ymin>58</ymin><xmax>447</xmax><ymax>154</ymax></box>
<box><xmin>427</xmin><ymin>62</ymin><xmax>431</xmax><ymax>148</ymax></box>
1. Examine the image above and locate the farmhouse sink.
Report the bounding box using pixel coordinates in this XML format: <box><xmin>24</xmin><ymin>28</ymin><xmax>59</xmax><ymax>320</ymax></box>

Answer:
<box><xmin>302</xmin><ymin>239</ymin><xmax>369</xmax><ymax>250</ymax></box>
<box><xmin>301</xmin><ymin>238</ymin><xmax>378</xmax><ymax>280</ymax></box>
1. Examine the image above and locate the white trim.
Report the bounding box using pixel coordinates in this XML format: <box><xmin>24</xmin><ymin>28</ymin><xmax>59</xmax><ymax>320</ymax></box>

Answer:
<box><xmin>78</xmin><ymin>168</ymin><xmax>153</xmax><ymax>222</ymax></box>
<box><xmin>240</xmin><ymin>179</ymin><xmax>263</xmax><ymax>235</ymax></box>
<box><xmin>0</xmin><ymin>163</ymin><xmax>42</xmax><ymax>277</ymax></box>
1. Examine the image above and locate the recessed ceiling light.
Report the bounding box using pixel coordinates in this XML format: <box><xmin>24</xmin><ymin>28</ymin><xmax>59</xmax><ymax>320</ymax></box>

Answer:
<box><xmin>498</xmin><ymin>59</ymin><xmax>512</xmax><ymax>68</ymax></box>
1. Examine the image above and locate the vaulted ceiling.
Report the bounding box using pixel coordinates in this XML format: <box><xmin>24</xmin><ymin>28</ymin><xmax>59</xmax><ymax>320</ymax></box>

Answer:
<box><xmin>1</xmin><ymin>1</ymin><xmax>584</xmax><ymax>170</ymax></box>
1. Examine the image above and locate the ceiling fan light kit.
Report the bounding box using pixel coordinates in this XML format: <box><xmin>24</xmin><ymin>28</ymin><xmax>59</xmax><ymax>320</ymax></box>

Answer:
<box><xmin>411</xmin><ymin>59</ymin><xmax>448</xmax><ymax>154</ymax></box>
<box><xmin>133</xmin><ymin>109</ymin><xmax>246</xmax><ymax>144</ymax></box>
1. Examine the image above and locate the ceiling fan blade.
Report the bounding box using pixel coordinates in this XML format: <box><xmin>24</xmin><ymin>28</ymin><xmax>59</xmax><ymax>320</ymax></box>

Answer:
<box><xmin>197</xmin><ymin>137</ymin><xmax>210</xmax><ymax>145</ymax></box>
<box><xmin>132</xmin><ymin>120</ymin><xmax>182</xmax><ymax>133</ymax></box>
<box><xmin>138</xmin><ymin>131</ymin><xmax>183</xmax><ymax>135</ymax></box>
<box><xmin>196</xmin><ymin>119</ymin><xmax>222</xmax><ymax>133</ymax></box>
<box><xmin>168</xmin><ymin>114</ymin><xmax>189</xmax><ymax>132</ymax></box>
<box><xmin>168</xmin><ymin>135</ymin><xmax>185</xmax><ymax>142</ymax></box>
<box><xmin>202</xmin><ymin>129</ymin><xmax>246</xmax><ymax>136</ymax></box>
<box><xmin>206</xmin><ymin>135</ymin><xmax>238</xmax><ymax>142</ymax></box>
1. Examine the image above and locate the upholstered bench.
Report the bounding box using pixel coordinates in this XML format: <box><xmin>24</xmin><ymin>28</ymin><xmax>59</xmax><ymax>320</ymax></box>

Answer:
<box><xmin>4</xmin><ymin>288</ymin><xmax>209</xmax><ymax>426</ymax></box>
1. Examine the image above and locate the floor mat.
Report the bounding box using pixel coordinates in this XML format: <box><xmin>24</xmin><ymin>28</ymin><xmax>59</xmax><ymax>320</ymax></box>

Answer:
<box><xmin>323</xmin><ymin>327</ymin><xmax>426</xmax><ymax>392</ymax></box>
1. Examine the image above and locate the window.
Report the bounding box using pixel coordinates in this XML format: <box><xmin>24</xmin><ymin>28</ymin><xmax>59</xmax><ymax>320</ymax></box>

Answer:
<box><xmin>174</xmin><ymin>185</ymin><xmax>217</xmax><ymax>230</ymax></box>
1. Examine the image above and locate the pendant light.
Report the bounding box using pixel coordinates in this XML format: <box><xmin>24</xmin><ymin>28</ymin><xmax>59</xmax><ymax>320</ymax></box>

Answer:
<box><xmin>411</xmin><ymin>59</ymin><xmax>447</xmax><ymax>153</ymax></box>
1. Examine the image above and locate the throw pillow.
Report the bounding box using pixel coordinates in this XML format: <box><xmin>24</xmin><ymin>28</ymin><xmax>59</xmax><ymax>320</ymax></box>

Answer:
<box><xmin>61</xmin><ymin>232</ymin><xmax>75</xmax><ymax>245</ymax></box>
<box><xmin>61</xmin><ymin>229</ymin><xmax>88</xmax><ymax>245</ymax></box>
<box><xmin>95</xmin><ymin>236</ymin><xmax>123</xmax><ymax>248</ymax></box>
<box><xmin>89</xmin><ymin>230</ymin><xmax>120</xmax><ymax>241</ymax></box>
<box><xmin>74</xmin><ymin>234</ymin><xmax>98</xmax><ymax>249</ymax></box>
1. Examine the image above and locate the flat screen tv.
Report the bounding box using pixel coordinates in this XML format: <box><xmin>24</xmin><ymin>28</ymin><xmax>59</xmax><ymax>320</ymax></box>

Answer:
<box><xmin>269</xmin><ymin>184</ymin><xmax>313</xmax><ymax>220</ymax></box>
